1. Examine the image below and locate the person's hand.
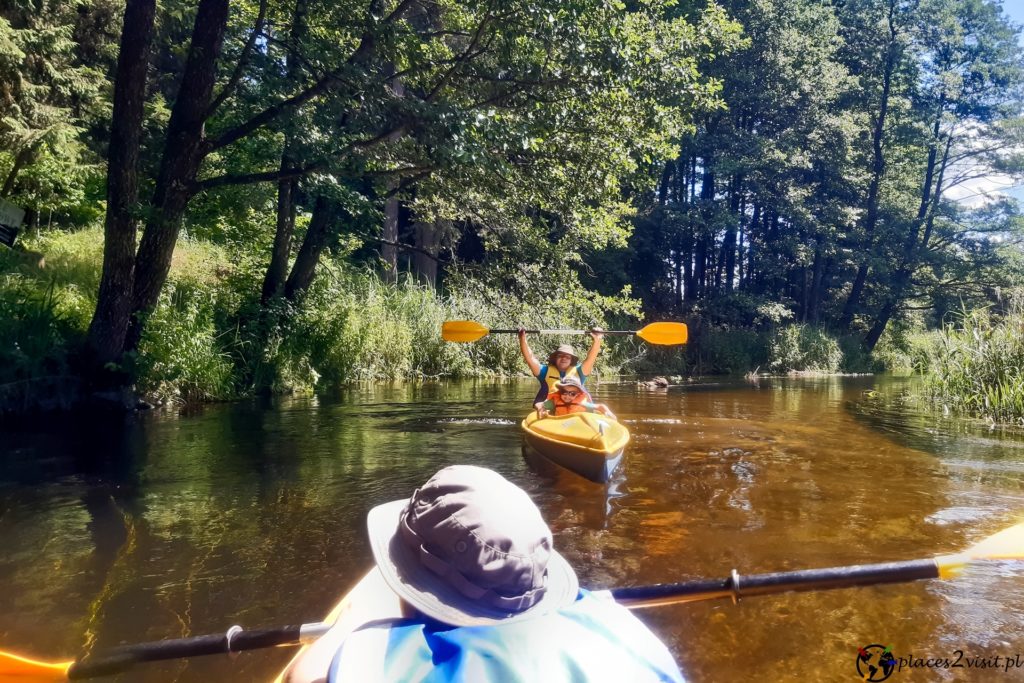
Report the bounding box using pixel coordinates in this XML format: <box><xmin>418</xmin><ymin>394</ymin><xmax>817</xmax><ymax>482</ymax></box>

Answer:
<box><xmin>590</xmin><ymin>326</ymin><xmax>604</xmax><ymax>341</ymax></box>
<box><xmin>534</xmin><ymin>402</ymin><xmax>548</xmax><ymax>418</ymax></box>
<box><xmin>518</xmin><ymin>327</ymin><xmax>527</xmax><ymax>342</ymax></box>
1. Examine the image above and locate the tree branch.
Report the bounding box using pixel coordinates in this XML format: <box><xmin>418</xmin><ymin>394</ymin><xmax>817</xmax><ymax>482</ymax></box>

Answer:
<box><xmin>204</xmin><ymin>0</ymin><xmax>420</xmax><ymax>153</ymax></box>
<box><xmin>206</xmin><ymin>0</ymin><xmax>268</xmax><ymax>118</ymax></box>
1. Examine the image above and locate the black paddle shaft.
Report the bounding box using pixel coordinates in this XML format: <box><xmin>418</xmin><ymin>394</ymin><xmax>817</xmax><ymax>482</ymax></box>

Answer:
<box><xmin>610</xmin><ymin>559</ymin><xmax>940</xmax><ymax>607</ymax></box>
<box><xmin>67</xmin><ymin>625</ymin><xmax>306</xmax><ymax>679</ymax></box>
<box><xmin>490</xmin><ymin>329</ymin><xmax>634</xmax><ymax>335</ymax></box>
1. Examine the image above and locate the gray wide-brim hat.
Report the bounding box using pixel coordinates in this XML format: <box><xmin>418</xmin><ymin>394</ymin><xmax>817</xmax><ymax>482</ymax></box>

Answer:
<box><xmin>367</xmin><ymin>466</ymin><xmax>579</xmax><ymax>627</ymax></box>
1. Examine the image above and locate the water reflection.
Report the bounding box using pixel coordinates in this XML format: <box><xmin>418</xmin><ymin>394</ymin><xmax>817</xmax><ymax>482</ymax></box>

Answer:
<box><xmin>0</xmin><ymin>376</ymin><xmax>1022</xmax><ymax>681</ymax></box>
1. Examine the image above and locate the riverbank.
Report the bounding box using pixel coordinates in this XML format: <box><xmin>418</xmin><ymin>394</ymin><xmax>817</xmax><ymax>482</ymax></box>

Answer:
<box><xmin>4</xmin><ymin>228</ymin><xmax>1022</xmax><ymax>424</ymax></box>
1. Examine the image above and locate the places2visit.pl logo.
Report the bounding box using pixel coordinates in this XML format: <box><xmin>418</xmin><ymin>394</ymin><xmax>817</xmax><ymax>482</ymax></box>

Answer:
<box><xmin>856</xmin><ymin>644</ymin><xmax>896</xmax><ymax>682</ymax></box>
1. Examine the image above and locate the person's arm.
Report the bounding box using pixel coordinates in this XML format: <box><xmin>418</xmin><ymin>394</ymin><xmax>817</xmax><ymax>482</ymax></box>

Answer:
<box><xmin>535</xmin><ymin>400</ymin><xmax>554</xmax><ymax>418</ymax></box>
<box><xmin>519</xmin><ymin>328</ymin><xmax>541</xmax><ymax>377</ymax></box>
<box><xmin>580</xmin><ymin>327</ymin><xmax>603</xmax><ymax>376</ymax></box>
<box><xmin>595</xmin><ymin>403</ymin><xmax>616</xmax><ymax>420</ymax></box>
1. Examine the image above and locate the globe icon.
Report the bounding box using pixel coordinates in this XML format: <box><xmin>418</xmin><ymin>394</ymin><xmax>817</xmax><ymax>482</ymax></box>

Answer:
<box><xmin>856</xmin><ymin>644</ymin><xmax>896</xmax><ymax>681</ymax></box>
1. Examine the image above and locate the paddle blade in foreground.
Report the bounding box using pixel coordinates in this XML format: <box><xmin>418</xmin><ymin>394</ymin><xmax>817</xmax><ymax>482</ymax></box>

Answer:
<box><xmin>0</xmin><ymin>651</ymin><xmax>72</xmax><ymax>682</ymax></box>
<box><xmin>936</xmin><ymin>522</ymin><xmax>1024</xmax><ymax>579</ymax></box>
<box><xmin>441</xmin><ymin>321</ymin><xmax>490</xmax><ymax>343</ymax></box>
<box><xmin>636</xmin><ymin>322</ymin><xmax>688</xmax><ymax>346</ymax></box>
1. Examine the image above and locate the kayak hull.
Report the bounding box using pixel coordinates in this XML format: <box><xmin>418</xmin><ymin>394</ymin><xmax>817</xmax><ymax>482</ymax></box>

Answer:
<box><xmin>520</xmin><ymin>412</ymin><xmax>629</xmax><ymax>483</ymax></box>
<box><xmin>273</xmin><ymin>568</ymin><xmax>402</xmax><ymax>682</ymax></box>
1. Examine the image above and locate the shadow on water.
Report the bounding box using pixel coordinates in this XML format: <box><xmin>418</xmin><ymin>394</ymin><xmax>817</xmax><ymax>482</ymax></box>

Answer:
<box><xmin>1</xmin><ymin>376</ymin><xmax>1023</xmax><ymax>681</ymax></box>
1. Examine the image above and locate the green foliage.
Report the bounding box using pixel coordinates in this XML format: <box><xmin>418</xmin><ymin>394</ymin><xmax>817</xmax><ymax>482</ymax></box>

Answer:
<box><xmin>0</xmin><ymin>227</ymin><xmax>103</xmax><ymax>384</ymax></box>
<box><xmin>134</xmin><ymin>285</ymin><xmax>235</xmax><ymax>404</ymax></box>
<box><xmin>767</xmin><ymin>324</ymin><xmax>843</xmax><ymax>373</ymax></box>
<box><xmin>869</xmin><ymin>325</ymin><xmax>941</xmax><ymax>375</ymax></box>
<box><xmin>0</xmin><ymin>2</ymin><xmax>113</xmax><ymax>220</ymax></box>
<box><xmin>917</xmin><ymin>297</ymin><xmax>1024</xmax><ymax>425</ymax></box>
<box><xmin>0</xmin><ymin>274</ymin><xmax>81</xmax><ymax>382</ymax></box>
<box><xmin>244</xmin><ymin>269</ymin><xmax>475</xmax><ymax>392</ymax></box>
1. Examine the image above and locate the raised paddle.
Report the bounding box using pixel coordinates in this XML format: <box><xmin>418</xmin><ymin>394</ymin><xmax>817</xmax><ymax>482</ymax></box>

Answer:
<box><xmin>441</xmin><ymin>320</ymin><xmax>688</xmax><ymax>345</ymax></box>
<box><xmin>3</xmin><ymin>522</ymin><xmax>1021</xmax><ymax>681</ymax></box>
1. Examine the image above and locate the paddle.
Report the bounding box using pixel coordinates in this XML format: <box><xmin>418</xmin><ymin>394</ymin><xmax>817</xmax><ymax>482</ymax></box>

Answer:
<box><xmin>3</xmin><ymin>522</ymin><xmax>1020</xmax><ymax>680</ymax></box>
<box><xmin>441</xmin><ymin>320</ymin><xmax>688</xmax><ymax>346</ymax></box>
<box><xmin>608</xmin><ymin>520</ymin><xmax>1023</xmax><ymax>607</ymax></box>
<box><xmin>0</xmin><ymin>623</ymin><xmax>335</xmax><ymax>681</ymax></box>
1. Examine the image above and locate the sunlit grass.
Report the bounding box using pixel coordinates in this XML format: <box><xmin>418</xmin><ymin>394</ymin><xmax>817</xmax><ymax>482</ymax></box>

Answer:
<box><xmin>919</xmin><ymin>297</ymin><xmax>1024</xmax><ymax>425</ymax></box>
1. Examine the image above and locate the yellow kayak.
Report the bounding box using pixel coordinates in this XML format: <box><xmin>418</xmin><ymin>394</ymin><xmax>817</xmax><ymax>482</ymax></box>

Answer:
<box><xmin>520</xmin><ymin>412</ymin><xmax>629</xmax><ymax>483</ymax></box>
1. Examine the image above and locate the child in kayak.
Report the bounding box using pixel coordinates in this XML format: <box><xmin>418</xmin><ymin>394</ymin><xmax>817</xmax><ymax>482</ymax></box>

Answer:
<box><xmin>518</xmin><ymin>327</ymin><xmax>603</xmax><ymax>403</ymax></box>
<box><xmin>283</xmin><ymin>465</ymin><xmax>684</xmax><ymax>683</ymax></box>
<box><xmin>534</xmin><ymin>377</ymin><xmax>617</xmax><ymax>420</ymax></box>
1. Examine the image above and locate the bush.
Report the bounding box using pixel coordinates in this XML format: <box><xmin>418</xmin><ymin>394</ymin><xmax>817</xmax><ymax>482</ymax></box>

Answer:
<box><xmin>918</xmin><ymin>298</ymin><xmax>1024</xmax><ymax>424</ymax></box>
<box><xmin>767</xmin><ymin>324</ymin><xmax>842</xmax><ymax>373</ymax></box>
<box><xmin>135</xmin><ymin>285</ymin><xmax>235</xmax><ymax>403</ymax></box>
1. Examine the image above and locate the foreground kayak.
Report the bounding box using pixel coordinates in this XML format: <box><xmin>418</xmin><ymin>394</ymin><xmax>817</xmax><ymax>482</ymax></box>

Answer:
<box><xmin>520</xmin><ymin>412</ymin><xmax>630</xmax><ymax>483</ymax></box>
<box><xmin>274</xmin><ymin>568</ymin><xmax>403</xmax><ymax>682</ymax></box>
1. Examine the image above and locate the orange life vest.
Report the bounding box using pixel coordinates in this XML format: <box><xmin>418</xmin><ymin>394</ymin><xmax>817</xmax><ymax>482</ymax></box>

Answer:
<box><xmin>548</xmin><ymin>390</ymin><xmax>591</xmax><ymax>415</ymax></box>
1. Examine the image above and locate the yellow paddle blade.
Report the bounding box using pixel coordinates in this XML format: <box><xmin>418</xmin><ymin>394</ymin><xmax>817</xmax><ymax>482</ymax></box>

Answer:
<box><xmin>935</xmin><ymin>522</ymin><xmax>1024</xmax><ymax>579</ymax></box>
<box><xmin>0</xmin><ymin>651</ymin><xmax>72</xmax><ymax>682</ymax></box>
<box><xmin>636</xmin><ymin>322</ymin><xmax>688</xmax><ymax>346</ymax></box>
<box><xmin>441</xmin><ymin>320</ymin><xmax>490</xmax><ymax>343</ymax></box>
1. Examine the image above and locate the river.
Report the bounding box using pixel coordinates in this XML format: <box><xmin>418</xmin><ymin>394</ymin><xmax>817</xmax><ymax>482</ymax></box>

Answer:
<box><xmin>2</xmin><ymin>376</ymin><xmax>1023</xmax><ymax>681</ymax></box>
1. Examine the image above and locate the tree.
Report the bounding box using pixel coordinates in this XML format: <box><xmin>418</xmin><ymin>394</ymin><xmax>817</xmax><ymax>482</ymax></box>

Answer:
<box><xmin>86</xmin><ymin>0</ymin><xmax>736</xmax><ymax>373</ymax></box>
<box><xmin>862</xmin><ymin>0</ymin><xmax>1024</xmax><ymax>349</ymax></box>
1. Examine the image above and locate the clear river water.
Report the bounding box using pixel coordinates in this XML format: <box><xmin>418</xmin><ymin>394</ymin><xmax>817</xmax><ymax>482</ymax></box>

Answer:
<box><xmin>2</xmin><ymin>376</ymin><xmax>1023</xmax><ymax>682</ymax></box>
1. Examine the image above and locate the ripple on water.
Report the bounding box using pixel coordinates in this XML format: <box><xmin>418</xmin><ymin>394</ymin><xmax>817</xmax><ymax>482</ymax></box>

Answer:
<box><xmin>925</xmin><ymin>506</ymin><xmax>1008</xmax><ymax>526</ymax></box>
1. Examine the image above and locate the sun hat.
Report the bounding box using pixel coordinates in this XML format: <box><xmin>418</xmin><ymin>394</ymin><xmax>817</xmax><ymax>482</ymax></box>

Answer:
<box><xmin>547</xmin><ymin>344</ymin><xmax>579</xmax><ymax>365</ymax></box>
<box><xmin>366</xmin><ymin>465</ymin><xmax>579</xmax><ymax>627</ymax></box>
<box><xmin>554</xmin><ymin>377</ymin><xmax>586</xmax><ymax>393</ymax></box>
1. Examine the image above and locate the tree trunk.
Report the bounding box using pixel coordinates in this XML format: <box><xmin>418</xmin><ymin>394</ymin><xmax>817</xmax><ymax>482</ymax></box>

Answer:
<box><xmin>125</xmin><ymin>0</ymin><xmax>229</xmax><ymax>353</ymax></box>
<box><xmin>260</xmin><ymin>0</ymin><xmax>307</xmax><ymax>303</ymax></box>
<box><xmin>262</xmin><ymin>172</ymin><xmax>298</xmax><ymax>302</ymax></box>
<box><xmin>694</xmin><ymin>156</ymin><xmax>714</xmax><ymax>300</ymax></box>
<box><xmin>379</xmin><ymin>76</ymin><xmax>405</xmax><ymax>283</ymax></box>
<box><xmin>412</xmin><ymin>218</ymin><xmax>448</xmax><ymax>288</ymax></box>
<box><xmin>1</xmin><ymin>145</ymin><xmax>36</xmax><ymax>197</ymax></box>
<box><xmin>381</xmin><ymin>195</ymin><xmax>399</xmax><ymax>284</ymax></box>
<box><xmin>839</xmin><ymin>6</ymin><xmax>899</xmax><ymax>330</ymax></box>
<box><xmin>261</xmin><ymin>0</ymin><xmax>308</xmax><ymax>302</ymax></box>
<box><xmin>745</xmin><ymin>203</ymin><xmax>760</xmax><ymax>292</ymax></box>
<box><xmin>864</xmin><ymin>116</ymin><xmax>950</xmax><ymax>351</ymax></box>
<box><xmin>285</xmin><ymin>196</ymin><xmax>334</xmax><ymax>300</ymax></box>
<box><xmin>86</xmin><ymin>0</ymin><xmax>156</xmax><ymax>370</ymax></box>
<box><xmin>659</xmin><ymin>160</ymin><xmax>674</xmax><ymax>206</ymax></box>
<box><xmin>807</xmin><ymin>241</ymin><xmax>825</xmax><ymax>323</ymax></box>
<box><xmin>681</xmin><ymin>231</ymin><xmax>694</xmax><ymax>303</ymax></box>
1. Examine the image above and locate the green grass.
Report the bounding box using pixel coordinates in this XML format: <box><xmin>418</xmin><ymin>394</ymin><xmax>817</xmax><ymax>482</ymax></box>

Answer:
<box><xmin>917</xmin><ymin>298</ymin><xmax>1024</xmax><ymax>425</ymax></box>
<box><xmin>17</xmin><ymin>226</ymin><xmax>1008</xmax><ymax>408</ymax></box>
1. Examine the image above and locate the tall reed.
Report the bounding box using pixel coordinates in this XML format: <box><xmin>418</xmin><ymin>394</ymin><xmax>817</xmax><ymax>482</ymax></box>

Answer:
<box><xmin>921</xmin><ymin>296</ymin><xmax>1024</xmax><ymax>425</ymax></box>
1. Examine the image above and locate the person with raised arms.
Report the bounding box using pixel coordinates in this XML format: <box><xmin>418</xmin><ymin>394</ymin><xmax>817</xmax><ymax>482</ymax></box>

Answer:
<box><xmin>518</xmin><ymin>327</ymin><xmax>604</xmax><ymax>404</ymax></box>
<box><xmin>284</xmin><ymin>465</ymin><xmax>684</xmax><ymax>683</ymax></box>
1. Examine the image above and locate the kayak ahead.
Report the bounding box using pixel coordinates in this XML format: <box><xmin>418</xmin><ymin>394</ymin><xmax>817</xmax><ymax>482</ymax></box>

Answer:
<box><xmin>520</xmin><ymin>412</ymin><xmax>629</xmax><ymax>483</ymax></box>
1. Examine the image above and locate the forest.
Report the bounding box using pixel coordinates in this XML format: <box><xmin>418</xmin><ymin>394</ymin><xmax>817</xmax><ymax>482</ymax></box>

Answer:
<box><xmin>1</xmin><ymin>0</ymin><xmax>1022</xmax><ymax>421</ymax></box>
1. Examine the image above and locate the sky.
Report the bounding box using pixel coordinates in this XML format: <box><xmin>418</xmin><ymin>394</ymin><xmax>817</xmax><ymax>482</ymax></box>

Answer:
<box><xmin>945</xmin><ymin>1</ymin><xmax>1024</xmax><ymax>207</ymax></box>
<box><xmin>971</xmin><ymin>0</ymin><xmax>1024</xmax><ymax>206</ymax></box>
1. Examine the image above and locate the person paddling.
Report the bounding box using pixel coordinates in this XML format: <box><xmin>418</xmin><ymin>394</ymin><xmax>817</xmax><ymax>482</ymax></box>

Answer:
<box><xmin>535</xmin><ymin>377</ymin><xmax>616</xmax><ymax>420</ymax></box>
<box><xmin>284</xmin><ymin>465</ymin><xmax>684</xmax><ymax>683</ymax></box>
<box><xmin>518</xmin><ymin>327</ymin><xmax>603</xmax><ymax>404</ymax></box>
